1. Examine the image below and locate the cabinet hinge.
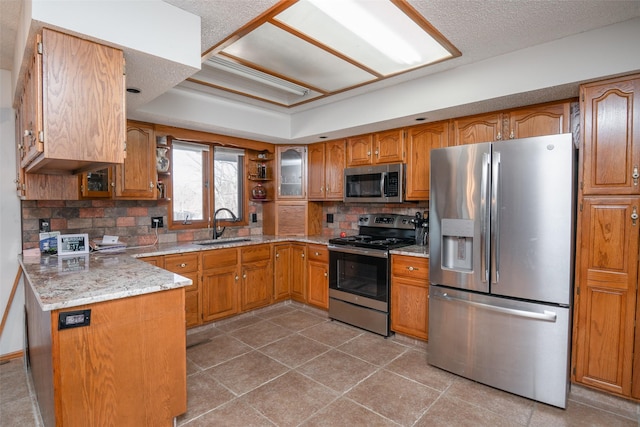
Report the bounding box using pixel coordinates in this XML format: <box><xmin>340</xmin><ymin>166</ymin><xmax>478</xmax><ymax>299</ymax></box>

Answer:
<box><xmin>572</xmin><ymin>366</ymin><xmax>576</xmax><ymax>376</ymax></box>
<box><xmin>579</xmin><ymin>181</ymin><xmax>584</xmax><ymax>190</ymax></box>
<box><xmin>123</xmin><ymin>141</ymin><xmax>127</xmax><ymax>152</ymax></box>
<box><xmin>38</xmin><ymin>131</ymin><xmax>44</xmax><ymax>143</ymax></box>
<box><xmin>579</xmin><ymin>203</ymin><xmax>583</xmax><ymax>212</ymax></box>
<box><xmin>37</xmin><ymin>42</ymin><xmax>43</xmax><ymax>55</ymax></box>
<box><xmin>576</xmin><ymin>287</ymin><xmax>580</xmax><ymax>295</ymax></box>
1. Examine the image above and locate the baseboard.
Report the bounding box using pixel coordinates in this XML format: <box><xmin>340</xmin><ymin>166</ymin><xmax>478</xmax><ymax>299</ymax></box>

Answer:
<box><xmin>0</xmin><ymin>350</ymin><xmax>24</xmax><ymax>362</ymax></box>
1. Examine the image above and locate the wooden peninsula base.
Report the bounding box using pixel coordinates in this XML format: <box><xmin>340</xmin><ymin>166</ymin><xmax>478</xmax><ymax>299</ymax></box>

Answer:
<box><xmin>25</xmin><ymin>284</ymin><xmax>187</xmax><ymax>426</ymax></box>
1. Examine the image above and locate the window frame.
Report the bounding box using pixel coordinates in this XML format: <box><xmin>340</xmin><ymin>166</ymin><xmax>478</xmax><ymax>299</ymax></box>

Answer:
<box><xmin>166</xmin><ymin>137</ymin><xmax>249</xmax><ymax>231</ymax></box>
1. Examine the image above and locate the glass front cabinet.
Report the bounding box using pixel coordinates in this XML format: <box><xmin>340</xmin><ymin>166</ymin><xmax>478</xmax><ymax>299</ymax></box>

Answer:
<box><xmin>277</xmin><ymin>146</ymin><xmax>306</xmax><ymax>199</ymax></box>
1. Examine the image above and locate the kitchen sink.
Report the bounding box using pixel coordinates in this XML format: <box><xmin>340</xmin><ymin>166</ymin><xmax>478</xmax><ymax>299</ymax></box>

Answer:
<box><xmin>195</xmin><ymin>238</ymin><xmax>252</xmax><ymax>246</ymax></box>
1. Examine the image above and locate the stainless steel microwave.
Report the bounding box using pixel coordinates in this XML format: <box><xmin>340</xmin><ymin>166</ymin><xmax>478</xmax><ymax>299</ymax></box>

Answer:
<box><xmin>343</xmin><ymin>163</ymin><xmax>404</xmax><ymax>203</ymax></box>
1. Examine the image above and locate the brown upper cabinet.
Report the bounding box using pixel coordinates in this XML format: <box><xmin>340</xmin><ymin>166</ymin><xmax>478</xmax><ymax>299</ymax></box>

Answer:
<box><xmin>17</xmin><ymin>28</ymin><xmax>126</xmax><ymax>175</ymax></box>
<box><xmin>581</xmin><ymin>75</ymin><xmax>640</xmax><ymax>196</ymax></box>
<box><xmin>346</xmin><ymin>129</ymin><xmax>405</xmax><ymax>167</ymax></box>
<box><xmin>308</xmin><ymin>139</ymin><xmax>346</xmax><ymax>201</ymax></box>
<box><xmin>451</xmin><ymin>101</ymin><xmax>571</xmax><ymax>145</ymax></box>
<box><xmin>405</xmin><ymin>121</ymin><xmax>448</xmax><ymax>201</ymax></box>
<box><xmin>113</xmin><ymin>122</ymin><xmax>158</xmax><ymax>200</ymax></box>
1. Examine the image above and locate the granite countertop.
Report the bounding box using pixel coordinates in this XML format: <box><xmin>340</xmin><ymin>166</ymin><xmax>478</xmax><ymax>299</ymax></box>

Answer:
<box><xmin>390</xmin><ymin>245</ymin><xmax>430</xmax><ymax>258</ymax></box>
<box><xmin>19</xmin><ymin>253</ymin><xmax>192</xmax><ymax>312</ymax></box>
<box><xmin>21</xmin><ymin>234</ymin><xmax>427</xmax><ymax>312</ymax></box>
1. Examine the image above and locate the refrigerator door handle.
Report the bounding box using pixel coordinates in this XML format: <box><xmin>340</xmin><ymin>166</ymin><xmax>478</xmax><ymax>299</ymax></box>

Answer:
<box><xmin>480</xmin><ymin>152</ymin><xmax>491</xmax><ymax>283</ymax></box>
<box><xmin>491</xmin><ymin>151</ymin><xmax>501</xmax><ymax>284</ymax></box>
<box><xmin>435</xmin><ymin>292</ymin><xmax>558</xmax><ymax>322</ymax></box>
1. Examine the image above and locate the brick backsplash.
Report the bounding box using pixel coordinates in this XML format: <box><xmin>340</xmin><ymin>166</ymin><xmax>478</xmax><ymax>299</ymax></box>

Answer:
<box><xmin>21</xmin><ymin>200</ymin><xmax>428</xmax><ymax>249</ymax></box>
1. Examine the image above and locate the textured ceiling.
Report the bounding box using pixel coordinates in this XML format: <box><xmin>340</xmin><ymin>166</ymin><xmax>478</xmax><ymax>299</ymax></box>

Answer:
<box><xmin>2</xmin><ymin>0</ymin><xmax>640</xmax><ymax>114</ymax></box>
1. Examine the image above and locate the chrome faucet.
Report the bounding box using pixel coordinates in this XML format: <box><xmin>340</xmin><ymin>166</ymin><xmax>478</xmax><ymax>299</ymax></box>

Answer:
<box><xmin>212</xmin><ymin>208</ymin><xmax>237</xmax><ymax>239</ymax></box>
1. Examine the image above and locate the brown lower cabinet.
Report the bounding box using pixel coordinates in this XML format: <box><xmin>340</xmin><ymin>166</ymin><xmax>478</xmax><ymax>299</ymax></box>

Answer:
<box><xmin>25</xmin><ymin>283</ymin><xmax>186</xmax><ymax>426</ymax></box>
<box><xmin>307</xmin><ymin>244</ymin><xmax>329</xmax><ymax>310</ymax></box>
<box><xmin>390</xmin><ymin>254</ymin><xmax>429</xmax><ymax>340</ymax></box>
<box><xmin>573</xmin><ymin>197</ymin><xmax>639</xmax><ymax>397</ymax></box>
<box><xmin>201</xmin><ymin>248</ymin><xmax>239</xmax><ymax>322</ymax></box>
<box><xmin>163</xmin><ymin>252</ymin><xmax>201</xmax><ymax>328</ymax></box>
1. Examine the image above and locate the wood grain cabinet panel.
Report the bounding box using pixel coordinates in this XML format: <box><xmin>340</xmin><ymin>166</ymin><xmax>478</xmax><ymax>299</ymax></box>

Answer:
<box><xmin>163</xmin><ymin>253</ymin><xmax>201</xmax><ymax>328</ymax></box>
<box><xmin>451</xmin><ymin>113</ymin><xmax>503</xmax><ymax>145</ymax></box>
<box><xmin>273</xmin><ymin>244</ymin><xmax>292</xmax><ymax>301</ymax></box>
<box><xmin>573</xmin><ymin>197</ymin><xmax>639</xmax><ymax>396</ymax></box>
<box><xmin>405</xmin><ymin>121</ymin><xmax>448</xmax><ymax>201</ymax></box>
<box><xmin>391</xmin><ymin>255</ymin><xmax>429</xmax><ymax>340</ymax></box>
<box><xmin>202</xmin><ymin>248</ymin><xmax>239</xmax><ymax>322</ymax></box>
<box><xmin>346</xmin><ymin>134</ymin><xmax>373</xmax><ymax>166</ymax></box>
<box><xmin>114</xmin><ymin>122</ymin><xmax>157</xmax><ymax>199</ymax></box>
<box><xmin>308</xmin><ymin>139</ymin><xmax>345</xmax><ymax>200</ymax></box>
<box><xmin>307</xmin><ymin>244</ymin><xmax>329</xmax><ymax>310</ymax></box>
<box><xmin>240</xmin><ymin>245</ymin><xmax>273</xmax><ymax>311</ymax></box>
<box><xmin>291</xmin><ymin>244</ymin><xmax>307</xmax><ymax>303</ymax></box>
<box><xmin>581</xmin><ymin>75</ymin><xmax>640</xmax><ymax>196</ymax></box>
<box><xmin>508</xmin><ymin>102</ymin><xmax>570</xmax><ymax>139</ymax></box>
<box><xmin>23</xmin><ymin>28</ymin><xmax>126</xmax><ymax>174</ymax></box>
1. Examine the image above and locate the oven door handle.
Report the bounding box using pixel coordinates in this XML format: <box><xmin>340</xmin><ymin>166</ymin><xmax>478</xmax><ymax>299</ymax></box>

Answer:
<box><xmin>328</xmin><ymin>245</ymin><xmax>389</xmax><ymax>258</ymax></box>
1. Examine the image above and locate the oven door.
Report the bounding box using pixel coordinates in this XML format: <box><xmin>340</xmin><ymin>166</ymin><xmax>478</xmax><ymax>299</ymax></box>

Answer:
<box><xmin>328</xmin><ymin>245</ymin><xmax>389</xmax><ymax>312</ymax></box>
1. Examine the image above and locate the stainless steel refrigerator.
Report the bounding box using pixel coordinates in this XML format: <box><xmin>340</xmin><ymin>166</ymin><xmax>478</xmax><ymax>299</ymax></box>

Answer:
<box><xmin>428</xmin><ymin>133</ymin><xmax>576</xmax><ymax>408</ymax></box>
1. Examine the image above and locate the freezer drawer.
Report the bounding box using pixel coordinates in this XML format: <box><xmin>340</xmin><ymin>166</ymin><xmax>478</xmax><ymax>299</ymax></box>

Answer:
<box><xmin>428</xmin><ymin>286</ymin><xmax>570</xmax><ymax>408</ymax></box>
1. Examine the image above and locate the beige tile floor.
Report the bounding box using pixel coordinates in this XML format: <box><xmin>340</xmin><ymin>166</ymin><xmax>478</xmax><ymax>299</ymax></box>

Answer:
<box><xmin>2</xmin><ymin>301</ymin><xmax>639</xmax><ymax>426</ymax></box>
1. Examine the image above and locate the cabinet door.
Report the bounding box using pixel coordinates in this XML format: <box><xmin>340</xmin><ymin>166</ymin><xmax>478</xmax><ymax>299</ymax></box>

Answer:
<box><xmin>291</xmin><ymin>244</ymin><xmax>307</xmax><ymax>303</ymax></box>
<box><xmin>346</xmin><ymin>135</ymin><xmax>373</xmax><ymax>166</ymax></box>
<box><xmin>307</xmin><ymin>245</ymin><xmax>328</xmax><ymax>309</ymax></box>
<box><xmin>202</xmin><ymin>265</ymin><xmax>239</xmax><ymax>322</ymax></box>
<box><xmin>451</xmin><ymin>113</ymin><xmax>503</xmax><ymax>145</ymax></box>
<box><xmin>405</xmin><ymin>122</ymin><xmax>448</xmax><ymax>200</ymax></box>
<box><xmin>307</xmin><ymin>142</ymin><xmax>326</xmax><ymax>200</ymax></box>
<box><xmin>80</xmin><ymin>168</ymin><xmax>113</xmax><ymax>198</ymax></box>
<box><xmin>375</xmin><ymin>129</ymin><xmax>405</xmax><ymax>164</ymax></box>
<box><xmin>508</xmin><ymin>102</ymin><xmax>570</xmax><ymax>140</ymax></box>
<box><xmin>20</xmin><ymin>33</ymin><xmax>43</xmax><ymax>168</ymax></box>
<box><xmin>307</xmin><ymin>261</ymin><xmax>328</xmax><ymax>310</ymax></box>
<box><xmin>29</xmin><ymin>28</ymin><xmax>125</xmax><ymax>173</ymax></box>
<box><xmin>277</xmin><ymin>146</ymin><xmax>306</xmax><ymax>199</ymax></box>
<box><xmin>390</xmin><ymin>255</ymin><xmax>430</xmax><ymax>340</ymax></box>
<box><xmin>114</xmin><ymin>122</ymin><xmax>157</xmax><ymax>199</ymax></box>
<box><xmin>391</xmin><ymin>278</ymin><xmax>428</xmax><ymax>340</ymax></box>
<box><xmin>241</xmin><ymin>260</ymin><xmax>273</xmax><ymax>311</ymax></box>
<box><xmin>273</xmin><ymin>244</ymin><xmax>292</xmax><ymax>301</ymax></box>
<box><xmin>324</xmin><ymin>139</ymin><xmax>346</xmax><ymax>200</ymax></box>
<box><xmin>582</xmin><ymin>76</ymin><xmax>640</xmax><ymax>195</ymax></box>
<box><xmin>574</xmin><ymin>197</ymin><xmax>639</xmax><ymax>396</ymax></box>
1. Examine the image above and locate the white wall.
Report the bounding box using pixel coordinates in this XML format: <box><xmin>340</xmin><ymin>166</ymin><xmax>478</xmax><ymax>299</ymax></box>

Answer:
<box><xmin>0</xmin><ymin>69</ymin><xmax>23</xmax><ymax>357</ymax></box>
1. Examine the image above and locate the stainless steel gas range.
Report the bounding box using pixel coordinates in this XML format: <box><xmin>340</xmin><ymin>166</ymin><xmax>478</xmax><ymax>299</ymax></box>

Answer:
<box><xmin>328</xmin><ymin>214</ymin><xmax>416</xmax><ymax>336</ymax></box>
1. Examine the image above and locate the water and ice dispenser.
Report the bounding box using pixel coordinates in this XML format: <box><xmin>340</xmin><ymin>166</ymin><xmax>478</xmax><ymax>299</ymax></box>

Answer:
<box><xmin>441</xmin><ymin>218</ymin><xmax>474</xmax><ymax>271</ymax></box>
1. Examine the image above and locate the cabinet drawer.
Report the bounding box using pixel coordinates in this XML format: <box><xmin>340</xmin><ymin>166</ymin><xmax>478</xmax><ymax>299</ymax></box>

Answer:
<box><xmin>391</xmin><ymin>255</ymin><xmax>429</xmax><ymax>282</ymax></box>
<box><xmin>202</xmin><ymin>248</ymin><xmax>238</xmax><ymax>270</ymax></box>
<box><xmin>241</xmin><ymin>244</ymin><xmax>271</xmax><ymax>263</ymax></box>
<box><xmin>307</xmin><ymin>244</ymin><xmax>328</xmax><ymax>262</ymax></box>
<box><xmin>164</xmin><ymin>253</ymin><xmax>199</xmax><ymax>274</ymax></box>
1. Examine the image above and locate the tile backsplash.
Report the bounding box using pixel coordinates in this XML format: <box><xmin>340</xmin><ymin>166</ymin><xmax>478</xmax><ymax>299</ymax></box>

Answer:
<box><xmin>21</xmin><ymin>200</ymin><xmax>428</xmax><ymax>249</ymax></box>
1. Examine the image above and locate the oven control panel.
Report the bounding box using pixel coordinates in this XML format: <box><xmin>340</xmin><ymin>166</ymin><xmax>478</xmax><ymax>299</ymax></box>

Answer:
<box><xmin>357</xmin><ymin>214</ymin><xmax>414</xmax><ymax>229</ymax></box>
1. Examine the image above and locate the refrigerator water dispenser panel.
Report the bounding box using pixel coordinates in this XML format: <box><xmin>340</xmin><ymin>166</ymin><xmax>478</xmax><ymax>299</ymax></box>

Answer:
<box><xmin>442</xmin><ymin>219</ymin><xmax>474</xmax><ymax>271</ymax></box>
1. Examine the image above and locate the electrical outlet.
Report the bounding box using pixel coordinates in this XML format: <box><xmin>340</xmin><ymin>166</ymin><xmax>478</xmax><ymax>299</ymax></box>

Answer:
<box><xmin>39</xmin><ymin>218</ymin><xmax>50</xmax><ymax>232</ymax></box>
<box><xmin>151</xmin><ymin>216</ymin><xmax>164</xmax><ymax>228</ymax></box>
<box><xmin>326</xmin><ymin>213</ymin><xmax>334</xmax><ymax>223</ymax></box>
<box><xmin>251</xmin><ymin>213</ymin><xmax>258</xmax><ymax>223</ymax></box>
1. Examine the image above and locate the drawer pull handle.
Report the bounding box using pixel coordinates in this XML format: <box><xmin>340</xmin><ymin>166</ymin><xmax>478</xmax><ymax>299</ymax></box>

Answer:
<box><xmin>633</xmin><ymin>165</ymin><xmax>639</xmax><ymax>186</ymax></box>
<box><xmin>180</xmin><ymin>263</ymin><xmax>187</xmax><ymax>268</ymax></box>
<box><xmin>315</xmin><ymin>252</ymin><xmax>320</xmax><ymax>256</ymax></box>
<box><xmin>407</xmin><ymin>266</ymin><xmax>419</xmax><ymax>271</ymax></box>
<box><xmin>632</xmin><ymin>206</ymin><xmax>638</xmax><ymax>226</ymax></box>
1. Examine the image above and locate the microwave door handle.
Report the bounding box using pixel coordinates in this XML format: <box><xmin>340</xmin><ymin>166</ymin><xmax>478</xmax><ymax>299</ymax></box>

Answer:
<box><xmin>381</xmin><ymin>172</ymin><xmax>387</xmax><ymax>197</ymax></box>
